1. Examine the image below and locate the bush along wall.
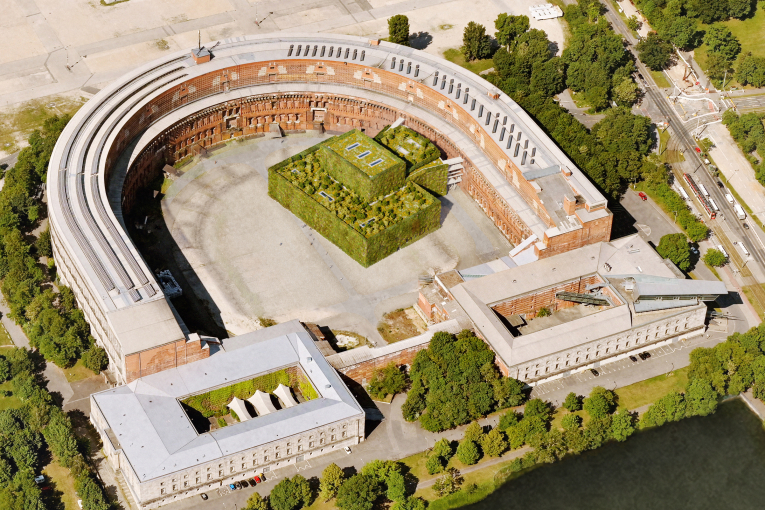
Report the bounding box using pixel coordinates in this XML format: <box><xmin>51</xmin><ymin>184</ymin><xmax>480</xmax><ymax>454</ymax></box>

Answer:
<box><xmin>268</xmin><ymin>131</ymin><xmax>443</xmax><ymax>267</ymax></box>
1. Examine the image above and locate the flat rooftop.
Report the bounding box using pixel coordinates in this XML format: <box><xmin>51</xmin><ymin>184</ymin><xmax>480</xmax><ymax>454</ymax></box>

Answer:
<box><xmin>91</xmin><ymin>320</ymin><xmax>363</xmax><ymax>482</ymax></box>
<box><xmin>321</xmin><ymin>130</ymin><xmax>401</xmax><ymax>177</ymax></box>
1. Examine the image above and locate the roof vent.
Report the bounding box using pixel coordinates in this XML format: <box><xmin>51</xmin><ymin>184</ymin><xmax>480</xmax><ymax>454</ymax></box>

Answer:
<box><xmin>306</xmin><ymin>357</ymin><xmax>313</xmax><ymax>363</ymax></box>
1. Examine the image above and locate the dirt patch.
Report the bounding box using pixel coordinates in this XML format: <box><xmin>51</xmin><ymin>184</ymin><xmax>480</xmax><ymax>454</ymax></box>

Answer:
<box><xmin>327</xmin><ymin>329</ymin><xmax>368</xmax><ymax>352</ymax></box>
<box><xmin>377</xmin><ymin>307</ymin><xmax>427</xmax><ymax>344</ymax></box>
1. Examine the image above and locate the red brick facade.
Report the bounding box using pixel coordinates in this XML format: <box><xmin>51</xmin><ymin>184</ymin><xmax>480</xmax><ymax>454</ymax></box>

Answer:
<box><xmin>125</xmin><ymin>338</ymin><xmax>209</xmax><ymax>382</ymax></box>
<box><xmin>335</xmin><ymin>343</ymin><xmax>429</xmax><ymax>385</ymax></box>
<box><xmin>491</xmin><ymin>274</ymin><xmax>607</xmax><ymax>320</ymax></box>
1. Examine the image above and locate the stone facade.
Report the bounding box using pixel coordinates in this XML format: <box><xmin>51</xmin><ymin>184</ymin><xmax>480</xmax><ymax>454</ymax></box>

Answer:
<box><xmin>92</xmin><ymin>401</ymin><xmax>362</xmax><ymax>509</ymax></box>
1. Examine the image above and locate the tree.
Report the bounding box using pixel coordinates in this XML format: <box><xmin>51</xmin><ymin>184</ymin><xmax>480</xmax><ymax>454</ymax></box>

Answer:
<box><xmin>498</xmin><ymin>410</ymin><xmax>520</xmax><ymax>430</ymax></box>
<box><xmin>583</xmin><ymin>386</ymin><xmax>616</xmax><ymax>419</ymax></box>
<box><xmin>367</xmin><ymin>363</ymin><xmax>408</xmax><ymax>400</ymax></box>
<box><xmin>270</xmin><ymin>475</ymin><xmax>312</xmax><ymax>510</ymax></box>
<box><xmin>463</xmin><ymin>421</ymin><xmax>484</xmax><ymax>443</ymax></box>
<box><xmin>562</xmin><ymin>392</ymin><xmax>581</xmax><ymax>412</ymax></box>
<box><xmin>592</xmin><ymin>108</ymin><xmax>653</xmax><ymax>155</ymax></box>
<box><xmin>523</xmin><ymin>398</ymin><xmax>552</xmax><ymax>423</ymax></box>
<box><xmin>626</xmin><ymin>15</ymin><xmax>640</xmax><ymax>32</ymax></box>
<box><xmin>495</xmin><ymin>13</ymin><xmax>529</xmax><ymax>48</ymax></box>
<box><xmin>336</xmin><ymin>474</ymin><xmax>381</xmax><ymax>510</ymax></box>
<box><xmin>564</xmin><ymin>427</ymin><xmax>589</xmax><ymax>453</ymax></box>
<box><xmin>530</xmin><ymin>58</ymin><xmax>566</xmax><ymax>97</ymax></box>
<box><xmin>736</xmin><ymin>54</ymin><xmax>765</xmax><ymax>87</ymax></box>
<box><xmin>386</xmin><ymin>471</ymin><xmax>407</xmax><ymax>502</ymax></box>
<box><xmin>481</xmin><ymin>427</ymin><xmax>508</xmax><ymax>457</ymax></box>
<box><xmin>426</xmin><ymin>454</ymin><xmax>445</xmax><ymax>475</ymax></box>
<box><xmin>704</xmin><ymin>248</ymin><xmax>728</xmax><ymax>267</ymax></box>
<box><xmin>663</xmin><ymin>17</ymin><xmax>701</xmax><ymax>50</ymax></box>
<box><xmin>704</xmin><ymin>25</ymin><xmax>741</xmax><ymax>61</ymax></box>
<box><xmin>82</xmin><ymin>346</ymin><xmax>109</xmax><ymax>374</ymax></box>
<box><xmin>35</xmin><ymin>228</ymin><xmax>52</xmax><ymax>258</ymax></box>
<box><xmin>610</xmin><ymin>409</ymin><xmax>636</xmax><ymax>441</ymax></box>
<box><xmin>319</xmin><ymin>463</ymin><xmax>344</xmax><ymax>501</ymax></box>
<box><xmin>584</xmin><ymin>416</ymin><xmax>612</xmax><ymax>449</ymax></box>
<box><xmin>685</xmin><ymin>378</ymin><xmax>720</xmax><ymax>417</ymax></box>
<box><xmin>392</xmin><ymin>497</ymin><xmax>427</xmax><ymax>510</ymax></box>
<box><xmin>656</xmin><ymin>233</ymin><xmax>692</xmax><ymax>271</ymax></box>
<box><xmin>0</xmin><ymin>357</ymin><xmax>9</xmax><ymax>382</ymax></box>
<box><xmin>687</xmin><ymin>0</ymin><xmax>730</xmax><ymax>23</ymax></box>
<box><xmin>388</xmin><ymin>15</ymin><xmax>410</xmax><ymax>46</ymax></box>
<box><xmin>561</xmin><ymin>413</ymin><xmax>582</xmax><ymax>431</ymax></box>
<box><xmin>532</xmin><ymin>428</ymin><xmax>567</xmax><ymax>463</ymax></box>
<box><xmin>637</xmin><ymin>33</ymin><xmax>673</xmax><ymax>71</ymax></box>
<box><xmin>246</xmin><ymin>492</ymin><xmax>270</xmax><ymax>510</ymax></box>
<box><xmin>462</xmin><ymin>22</ymin><xmax>493</xmax><ymax>61</ymax></box>
<box><xmin>432</xmin><ymin>468</ymin><xmax>463</xmax><ymax>497</ymax></box>
<box><xmin>728</xmin><ymin>0</ymin><xmax>753</xmax><ymax>19</ymax></box>
<box><xmin>612</xmin><ymin>78</ymin><xmax>639</xmax><ymax>107</ymax></box>
<box><xmin>456</xmin><ymin>439</ymin><xmax>481</xmax><ymax>465</ymax></box>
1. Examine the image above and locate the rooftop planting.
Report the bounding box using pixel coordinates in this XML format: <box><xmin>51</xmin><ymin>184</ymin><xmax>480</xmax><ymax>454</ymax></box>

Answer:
<box><xmin>322</xmin><ymin>129</ymin><xmax>400</xmax><ymax>177</ymax></box>
<box><xmin>375</xmin><ymin>126</ymin><xmax>442</xmax><ymax>172</ymax></box>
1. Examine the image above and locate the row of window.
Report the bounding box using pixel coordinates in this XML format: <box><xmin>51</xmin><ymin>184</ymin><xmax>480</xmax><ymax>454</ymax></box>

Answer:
<box><xmin>288</xmin><ymin>45</ymin><xmax>365</xmax><ymax>62</ymax></box>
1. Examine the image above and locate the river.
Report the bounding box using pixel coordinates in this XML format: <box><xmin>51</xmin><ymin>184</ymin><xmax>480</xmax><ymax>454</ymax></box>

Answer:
<box><xmin>469</xmin><ymin>399</ymin><xmax>765</xmax><ymax>509</ymax></box>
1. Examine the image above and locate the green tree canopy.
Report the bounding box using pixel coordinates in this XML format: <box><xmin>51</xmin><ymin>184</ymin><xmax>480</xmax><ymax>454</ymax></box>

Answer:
<box><xmin>637</xmin><ymin>33</ymin><xmax>673</xmax><ymax>70</ymax></box>
<box><xmin>269</xmin><ymin>475</ymin><xmax>312</xmax><ymax>510</ymax></box>
<box><xmin>562</xmin><ymin>392</ymin><xmax>582</xmax><ymax>412</ymax></box>
<box><xmin>583</xmin><ymin>386</ymin><xmax>616</xmax><ymax>419</ymax></box>
<box><xmin>367</xmin><ymin>362</ymin><xmax>408</xmax><ymax>400</ymax></box>
<box><xmin>735</xmin><ymin>54</ymin><xmax>765</xmax><ymax>87</ymax></box>
<box><xmin>494</xmin><ymin>13</ymin><xmax>530</xmax><ymax>48</ymax></box>
<box><xmin>246</xmin><ymin>492</ymin><xmax>270</xmax><ymax>510</ymax></box>
<box><xmin>481</xmin><ymin>427</ymin><xmax>509</xmax><ymax>457</ymax></box>
<box><xmin>704</xmin><ymin>25</ymin><xmax>741</xmax><ymax>61</ymax></box>
<box><xmin>462</xmin><ymin>22</ymin><xmax>493</xmax><ymax>61</ymax></box>
<box><xmin>703</xmin><ymin>248</ymin><xmax>728</xmax><ymax>267</ymax></box>
<box><xmin>388</xmin><ymin>15</ymin><xmax>410</xmax><ymax>46</ymax></box>
<box><xmin>319</xmin><ymin>463</ymin><xmax>345</xmax><ymax>501</ymax></box>
<box><xmin>656</xmin><ymin>233</ymin><xmax>692</xmax><ymax>271</ymax></box>
<box><xmin>456</xmin><ymin>439</ymin><xmax>481</xmax><ymax>465</ymax></box>
<box><xmin>336</xmin><ymin>474</ymin><xmax>382</xmax><ymax>510</ymax></box>
<box><xmin>561</xmin><ymin>413</ymin><xmax>582</xmax><ymax>431</ymax></box>
<box><xmin>610</xmin><ymin>409</ymin><xmax>636</xmax><ymax>441</ymax></box>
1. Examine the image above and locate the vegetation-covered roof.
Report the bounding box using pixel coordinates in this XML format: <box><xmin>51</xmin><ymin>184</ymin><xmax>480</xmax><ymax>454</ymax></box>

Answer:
<box><xmin>321</xmin><ymin>129</ymin><xmax>402</xmax><ymax>177</ymax></box>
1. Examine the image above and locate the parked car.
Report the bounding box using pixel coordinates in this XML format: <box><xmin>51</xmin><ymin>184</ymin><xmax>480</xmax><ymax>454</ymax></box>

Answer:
<box><xmin>717</xmin><ymin>181</ymin><xmax>724</xmax><ymax>189</ymax></box>
<box><xmin>235</xmin><ymin>482</ymin><xmax>242</xmax><ymax>490</ymax></box>
<box><xmin>639</xmin><ymin>352</ymin><xmax>651</xmax><ymax>360</ymax></box>
<box><xmin>629</xmin><ymin>355</ymin><xmax>638</xmax><ymax>362</ymax></box>
<box><xmin>34</xmin><ymin>475</ymin><xmax>45</xmax><ymax>485</ymax></box>
<box><xmin>254</xmin><ymin>476</ymin><xmax>262</xmax><ymax>484</ymax></box>
<box><xmin>200</xmin><ymin>493</ymin><xmax>209</xmax><ymax>500</ymax></box>
<box><xmin>260</xmin><ymin>473</ymin><xmax>267</xmax><ymax>482</ymax></box>
<box><xmin>229</xmin><ymin>483</ymin><xmax>237</xmax><ymax>491</ymax></box>
<box><xmin>590</xmin><ymin>369</ymin><xmax>600</xmax><ymax>376</ymax></box>
<box><xmin>344</xmin><ymin>446</ymin><xmax>352</xmax><ymax>455</ymax></box>
<box><xmin>638</xmin><ymin>191</ymin><xmax>648</xmax><ymax>201</ymax></box>
<box><xmin>240</xmin><ymin>480</ymin><xmax>249</xmax><ymax>488</ymax></box>
<box><xmin>744</xmin><ymin>223</ymin><xmax>750</xmax><ymax>230</ymax></box>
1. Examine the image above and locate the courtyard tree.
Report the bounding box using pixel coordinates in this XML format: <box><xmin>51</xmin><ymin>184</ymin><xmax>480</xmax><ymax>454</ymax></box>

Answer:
<box><xmin>461</xmin><ymin>22</ymin><xmax>493</xmax><ymax>61</ymax></box>
<box><xmin>82</xmin><ymin>345</ymin><xmax>109</xmax><ymax>374</ymax></box>
<box><xmin>636</xmin><ymin>33</ymin><xmax>673</xmax><ymax>71</ymax></box>
<box><xmin>703</xmin><ymin>248</ymin><xmax>728</xmax><ymax>267</ymax></box>
<box><xmin>388</xmin><ymin>15</ymin><xmax>410</xmax><ymax>46</ymax></box>
<box><xmin>656</xmin><ymin>233</ymin><xmax>692</xmax><ymax>271</ymax></box>
<box><xmin>319</xmin><ymin>463</ymin><xmax>345</xmax><ymax>501</ymax></box>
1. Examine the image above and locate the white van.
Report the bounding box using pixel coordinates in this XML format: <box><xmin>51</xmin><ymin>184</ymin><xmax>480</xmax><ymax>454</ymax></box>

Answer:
<box><xmin>725</xmin><ymin>193</ymin><xmax>734</xmax><ymax>204</ymax></box>
<box><xmin>717</xmin><ymin>245</ymin><xmax>729</xmax><ymax>259</ymax></box>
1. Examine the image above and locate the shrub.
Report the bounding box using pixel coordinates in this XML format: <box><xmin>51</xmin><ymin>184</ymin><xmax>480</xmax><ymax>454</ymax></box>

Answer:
<box><xmin>367</xmin><ymin>363</ymin><xmax>408</xmax><ymax>400</ymax></box>
<box><xmin>456</xmin><ymin>439</ymin><xmax>481</xmax><ymax>465</ymax></box>
<box><xmin>388</xmin><ymin>15</ymin><xmax>410</xmax><ymax>46</ymax></box>
<box><xmin>561</xmin><ymin>413</ymin><xmax>582</xmax><ymax>431</ymax></box>
<box><xmin>704</xmin><ymin>248</ymin><xmax>727</xmax><ymax>267</ymax></box>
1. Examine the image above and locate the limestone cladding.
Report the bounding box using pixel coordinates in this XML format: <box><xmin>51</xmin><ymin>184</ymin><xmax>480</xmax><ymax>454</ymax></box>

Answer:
<box><xmin>91</xmin><ymin>400</ymin><xmax>363</xmax><ymax>509</ymax></box>
<box><xmin>508</xmin><ymin>304</ymin><xmax>707</xmax><ymax>383</ymax></box>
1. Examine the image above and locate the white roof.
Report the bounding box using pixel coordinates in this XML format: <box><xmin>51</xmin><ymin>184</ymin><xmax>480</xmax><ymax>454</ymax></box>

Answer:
<box><xmin>273</xmin><ymin>384</ymin><xmax>298</xmax><ymax>408</ymax></box>
<box><xmin>91</xmin><ymin>321</ymin><xmax>363</xmax><ymax>482</ymax></box>
<box><xmin>227</xmin><ymin>397</ymin><xmax>252</xmax><ymax>422</ymax></box>
<box><xmin>248</xmin><ymin>391</ymin><xmax>277</xmax><ymax>416</ymax></box>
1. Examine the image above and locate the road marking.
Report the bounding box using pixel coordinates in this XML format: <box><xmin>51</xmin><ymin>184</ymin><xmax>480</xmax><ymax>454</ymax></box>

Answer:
<box><xmin>636</xmin><ymin>223</ymin><xmax>652</xmax><ymax>236</ymax></box>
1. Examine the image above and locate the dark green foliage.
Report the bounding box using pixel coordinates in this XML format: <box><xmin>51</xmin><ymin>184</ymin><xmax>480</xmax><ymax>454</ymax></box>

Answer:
<box><xmin>531</xmin><ymin>428</ymin><xmax>566</xmax><ymax>463</ymax></box>
<box><xmin>561</xmin><ymin>413</ymin><xmax>582</xmax><ymax>431</ymax></box>
<box><xmin>337</xmin><ymin>474</ymin><xmax>382</xmax><ymax>510</ymax></box>
<box><xmin>506</xmin><ymin>415</ymin><xmax>546</xmax><ymax>449</ymax></box>
<box><xmin>270</xmin><ymin>475</ymin><xmax>312</xmax><ymax>510</ymax></box>
<box><xmin>523</xmin><ymin>398</ymin><xmax>552</xmax><ymax>423</ymax></box>
<box><xmin>495</xmin><ymin>13</ymin><xmax>530</xmax><ymax>48</ymax></box>
<box><xmin>591</xmin><ymin>108</ymin><xmax>653</xmax><ymax>155</ymax></box>
<box><xmin>401</xmin><ymin>330</ymin><xmax>525</xmax><ymax>431</ymax></box>
<box><xmin>388</xmin><ymin>15</ymin><xmax>410</xmax><ymax>46</ymax></box>
<box><xmin>75</xmin><ymin>474</ymin><xmax>110</xmax><ymax>510</ymax></box>
<box><xmin>638</xmin><ymin>182</ymin><xmax>709</xmax><ymax>241</ymax></box>
<box><xmin>427</xmin><ymin>438</ymin><xmax>453</xmax><ymax>474</ymax></box>
<box><xmin>736</xmin><ymin>54</ymin><xmax>765</xmax><ymax>87</ymax></box>
<box><xmin>34</xmin><ymin>227</ymin><xmax>52</xmax><ymax>258</ymax></box>
<box><xmin>367</xmin><ymin>362</ymin><xmax>409</xmax><ymax>400</ymax></box>
<box><xmin>82</xmin><ymin>345</ymin><xmax>109</xmax><ymax>373</ymax></box>
<box><xmin>656</xmin><ymin>233</ymin><xmax>692</xmax><ymax>271</ymax></box>
<box><xmin>641</xmin><ymin>391</ymin><xmax>687</xmax><ymax>427</ymax></box>
<box><xmin>498</xmin><ymin>409</ymin><xmax>521</xmax><ymax>430</ymax></box>
<box><xmin>246</xmin><ymin>492</ymin><xmax>270</xmax><ymax>510</ymax></box>
<box><xmin>584</xmin><ymin>416</ymin><xmax>612</xmax><ymax>449</ymax></box>
<box><xmin>481</xmin><ymin>427</ymin><xmax>508</xmax><ymax>456</ymax></box>
<box><xmin>703</xmin><ymin>248</ymin><xmax>728</xmax><ymax>267</ymax></box>
<box><xmin>722</xmin><ymin>110</ymin><xmax>765</xmax><ymax>186</ymax></box>
<box><xmin>637</xmin><ymin>33</ymin><xmax>674</xmax><ymax>71</ymax></box>
<box><xmin>461</xmin><ymin>22</ymin><xmax>493</xmax><ymax>61</ymax></box>
<box><xmin>610</xmin><ymin>409</ymin><xmax>636</xmax><ymax>441</ymax></box>
<box><xmin>687</xmin><ymin>0</ymin><xmax>730</xmax><ymax>23</ymax></box>
<box><xmin>562</xmin><ymin>392</ymin><xmax>581</xmax><ymax>412</ymax></box>
<box><xmin>0</xmin><ymin>356</ymin><xmax>9</xmax><ymax>382</ymax></box>
<box><xmin>704</xmin><ymin>25</ymin><xmax>741</xmax><ymax>61</ymax></box>
<box><xmin>456</xmin><ymin>439</ymin><xmax>481</xmax><ymax>465</ymax></box>
<box><xmin>583</xmin><ymin>386</ymin><xmax>616</xmax><ymax>419</ymax></box>
<box><xmin>375</xmin><ymin>126</ymin><xmax>441</xmax><ymax>173</ymax></box>
<box><xmin>727</xmin><ymin>0</ymin><xmax>753</xmax><ymax>18</ymax></box>
<box><xmin>463</xmin><ymin>421</ymin><xmax>485</xmax><ymax>443</ymax></box>
<box><xmin>662</xmin><ymin>17</ymin><xmax>702</xmax><ymax>50</ymax></box>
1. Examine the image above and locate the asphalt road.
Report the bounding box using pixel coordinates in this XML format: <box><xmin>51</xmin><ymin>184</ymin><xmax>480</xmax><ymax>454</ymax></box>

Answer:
<box><xmin>603</xmin><ymin>4</ymin><xmax>765</xmax><ymax>280</ymax></box>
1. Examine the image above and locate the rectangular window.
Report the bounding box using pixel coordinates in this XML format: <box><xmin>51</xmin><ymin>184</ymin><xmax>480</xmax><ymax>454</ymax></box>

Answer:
<box><xmin>207</xmin><ymin>474</ymin><xmax>212</xmax><ymax>480</ymax></box>
<box><xmin>264</xmin><ymin>456</ymin><xmax>269</xmax><ymax>462</ymax></box>
<box><xmin>172</xmin><ymin>485</ymin><xmax>177</xmax><ymax>491</ymax></box>
<box><xmin>320</xmin><ymin>438</ymin><xmax>325</xmax><ymax>444</ymax></box>
<box><xmin>342</xmin><ymin>431</ymin><xmax>347</xmax><ymax>438</ymax></box>
<box><xmin>344</xmin><ymin>48</ymin><xmax>350</xmax><ymax>58</ymax></box>
<box><xmin>310</xmin><ymin>442</ymin><xmax>315</xmax><ymax>447</ymax></box>
<box><xmin>331</xmin><ymin>434</ymin><xmax>336</xmax><ymax>441</ymax></box>
<box><xmin>346</xmin><ymin>142</ymin><xmax>360</xmax><ymax>150</ymax></box>
<box><xmin>321</xmin><ymin>46</ymin><xmax>326</xmax><ymax>57</ymax></box>
<box><xmin>230</xmin><ymin>467</ymin><xmax>235</xmax><ymax>473</ymax></box>
<box><xmin>356</xmin><ymin>150</ymin><xmax>371</xmax><ymax>158</ymax></box>
<box><xmin>312</xmin><ymin>46</ymin><xmax>317</xmax><ymax>57</ymax></box>
<box><xmin>288</xmin><ymin>45</ymin><xmax>294</xmax><ymax>56</ymax></box>
<box><xmin>329</xmin><ymin>46</ymin><xmax>334</xmax><ymax>57</ymax></box>
<box><xmin>369</xmin><ymin>158</ymin><xmax>383</xmax><ymax>167</ymax></box>
<box><xmin>184</xmin><ymin>481</ymin><xmax>188</xmax><ymax>488</ymax></box>
<box><xmin>304</xmin><ymin>45</ymin><xmax>310</xmax><ymax>56</ymax></box>
<box><xmin>415</xmin><ymin>64</ymin><xmax>420</xmax><ymax>77</ymax></box>
<box><xmin>218</xmin><ymin>470</ymin><xmax>223</xmax><ymax>477</ymax></box>
<box><xmin>471</xmin><ymin>99</ymin><xmax>476</xmax><ymax>111</ymax></box>
<box><xmin>361</xmin><ymin>50</ymin><xmax>365</xmax><ymax>61</ymax></box>
<box><xmin>161</xmin><ymin>489</ymin><xmax>166</xmax><ymax>495</ymax></box>
<box><xmin>478</xmin><ymin>104</ymin><xmax>484</xmax><ymax>117</ymax></box>
<box><xmin>196</xmin><ymin>478</ymin><xmax>200</xmax><ymax>484</ymax></box>
<box><xmin>399</xmin><ymin>60</ymin><xmax>404</xmax><ymax>71</ymax></box>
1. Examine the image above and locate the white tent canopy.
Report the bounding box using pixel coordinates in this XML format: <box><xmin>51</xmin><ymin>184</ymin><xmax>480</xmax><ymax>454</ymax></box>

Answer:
<box><xmin>227</xmin><ymin>397</ymin><xmax>252</xmax><ymax>422</ymax></box>
<box><xmin>273</xmin><ymin>384</ymin><xmax>298</xmax><ymax>408</ymax></box>
<box><xmin>247</xmin><ymin>390</ymin><xmax>278</xmax><ymax>416</ymax></box>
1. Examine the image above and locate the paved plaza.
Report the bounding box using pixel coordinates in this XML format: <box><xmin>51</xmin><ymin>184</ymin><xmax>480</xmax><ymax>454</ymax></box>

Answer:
<box><xmin>162</xmin><ymin>135</ymin><xmax>513</xmax><ymax>339</ymax></box>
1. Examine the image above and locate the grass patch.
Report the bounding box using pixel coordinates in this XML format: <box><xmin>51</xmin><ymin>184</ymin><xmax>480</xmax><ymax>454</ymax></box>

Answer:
<box><xmin>442</xmin><ymin>49</ymin><xmax>495</xmax><ymax>75</ymax></box>
<box><xmin>0</xmin><ymin>323</ymin><xmax>13</xmax><ymax>346</ymax></box>
<box><xmin>742</xmin><ymin>284</ymin><xmax>765</xmax><ymax>321</ymax></box>
<box><xmin>615</xmin><ymin>366</ymin><xmax>689</xmax><ymax>410</ymax></box>
<box><xmin>0</xmin><ymin>95</ymin><xmax>86</xmax><ymax>155</ymax></box>
<box><xmin>42</xmin><ymin>458</ymin><xmax>79</xmax><ymax>510</ymax></box>
<box><xmin>0</xmin><ymin>381</ymin><xmax>22</xmax><ymax>411</ymax></box>
<box><xmin>550</xmin><ymin>408</ymin><xmax>589</xmax><ymax>431</ymax></box>
<box><xmin>437</xmin><ymin>24</ymin><xmax>454</xmax><ymax>31</ymax></box>
<box><xmin>649</xmin><ymin>69</ymin><xmax>671</xmax><ymax>88</ymax></box>
<box><xmin>63</xmin><ymin>359</ymin><xmax>97</xmax><ymax>383</ymax></box>
<box><xmin>377</xmin><ymin>307</ymin><xmax>427</xmax><ymax>344</ymax></box>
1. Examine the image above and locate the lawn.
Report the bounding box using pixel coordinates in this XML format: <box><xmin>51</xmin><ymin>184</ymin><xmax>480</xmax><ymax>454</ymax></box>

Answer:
<box><xmin>0</xmin><ymin>381</ymin><xmax>22</xmax><ymax>411</ymax></box>
<box><xmin>0</xmin><ymin>95</ymin><xmax>86</xmax><ymax>155</ymax></box>
<box><xmin>377</xmin><ymin>307</ymin><xmax>427</xmax><ymax>344</ymax></box>
<box><xmin>63</xmin><ymin>359</ymin><xmax>97</xmax><ymax>383</ymax></box>
<box><xmin>742</xmin><ymin>284</ymin><xmax>765</xmax><ymax>321</ymax></box>
<box><xmin>0</xmin><ymin>322</ymin><xmax>13</xmax><ymax>346</ymax></box>
<box><xmin>43</xmin><ymin>458</ymin><xmax>79</xmax><ymax>510</ymax></box>
<box><xmin>649</xmin><ymin>70</ymin><xmax>672</xmax><ymax>89</ymax></box>
<box><xmin>615</xmin><ymin>366</ymin><xmax>689</xmax><ymax>410</ymax></box>
<box><xmin>443</xmin><ymin>49</ymin><xmax>495</xmax><ymax>75</ymax></box>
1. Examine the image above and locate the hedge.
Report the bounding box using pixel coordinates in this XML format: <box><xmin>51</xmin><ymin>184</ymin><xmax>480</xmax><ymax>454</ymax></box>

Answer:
<box><xmin>181</xmin><ymin>368</ymin><xmax>317</xmax><ymax>418</ymax></box>
<box><xmin>408</xmin><ymin>159</ymin><xmax>449</xmax><ymax>196</ymax></box>
<box><xmin>270</xmin><ymin>169</ymin><xmax>439</xmax><ymax>266</ymax></box>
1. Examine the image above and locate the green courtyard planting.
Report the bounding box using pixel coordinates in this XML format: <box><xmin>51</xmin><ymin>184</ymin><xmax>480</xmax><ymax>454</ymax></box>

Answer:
<box><xmin>268</xmin><ymin>128</ymin><xmax>447</xmax><ymax>266</ymax></box>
